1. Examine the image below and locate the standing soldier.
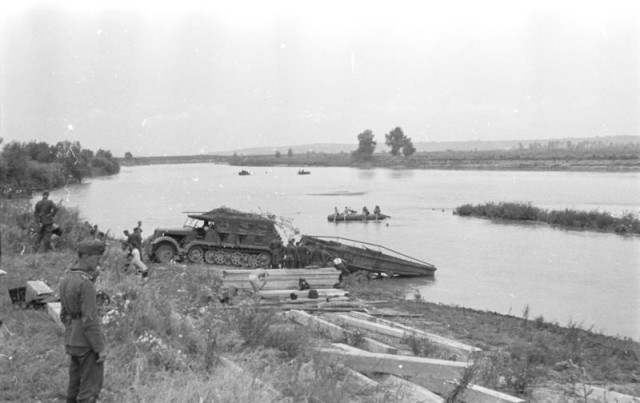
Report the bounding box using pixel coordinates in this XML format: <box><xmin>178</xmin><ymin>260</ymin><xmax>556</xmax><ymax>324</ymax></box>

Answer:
<box><xmin>296</xmin><ymin>241</ymin><xmax>309</xmax><ymax>268</ymax></box>
<box><xmin>59</xmin><ymin>240</ymin><xmax>107</xmax><ymax>403</ymax></box>
<box><xmin>284</xmin><ymin>239</ymin><xmax>296</xmax><ymax>268</ymax></box>
<box><xmin>269</xmin><ymin>237</ymin><xmax>283</xmax><ymax>268</ymax></box>
<box><xmin>34</xmin><ymin>190</ymin><xmax>58</xmax><ymax>252</ymax></box>
<box><xmin>129</xmin><ymin>227</ymin><xmax>142</xmax><ymax>253</ymax></box>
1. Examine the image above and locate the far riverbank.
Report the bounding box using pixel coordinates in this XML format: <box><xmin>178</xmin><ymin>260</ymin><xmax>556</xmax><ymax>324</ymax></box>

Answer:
<box><xmin>118</xmin><ymin>148</ymin><xmax>640</xmax><ymax>172</ymax></box>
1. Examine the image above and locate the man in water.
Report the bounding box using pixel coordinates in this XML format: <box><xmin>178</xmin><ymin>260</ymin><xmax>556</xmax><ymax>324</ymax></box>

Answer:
<box><xmin>59</xmin><ymin>240</ymin><xmax>107</xmax><ymax>403</ymax></box>
<box><xmin>34</xmin><ymin>190</ymin><xmax>58</xmax><ymax>252</ymax></box>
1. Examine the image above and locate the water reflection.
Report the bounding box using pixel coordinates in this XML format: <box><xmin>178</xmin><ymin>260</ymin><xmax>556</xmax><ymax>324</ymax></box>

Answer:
<box><xmin>387</xmin><ymin>169</ymin><xmax>415</xmax><ymax>179</ymax></box>
<box><xmin>357</xmin><ymin>169</ymin><xmax>376</xmax><ymax>180</ymax></box>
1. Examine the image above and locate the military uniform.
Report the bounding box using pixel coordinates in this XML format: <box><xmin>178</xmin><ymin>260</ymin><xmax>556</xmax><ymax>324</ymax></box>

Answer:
<box><xmin>59</xmin><ymin>241</ymin><xmax>106</xmax><ymax>403</ymax></box>
<box><xmin>284</xmin><ymin>240</ymin><xmax>296</xmax><ymax>269</ymax></box>
<box><xmin>34</xmin><ymin>194</ymin><xmax>58</xmax><ymax>251</ymax></box>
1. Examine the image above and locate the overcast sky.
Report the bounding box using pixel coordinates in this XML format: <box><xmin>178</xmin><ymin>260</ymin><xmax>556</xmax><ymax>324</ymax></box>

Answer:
<box><xmin>1</xmin><ymin>0</ymin><xmax>638</xmax><ymax>156</ymax></box>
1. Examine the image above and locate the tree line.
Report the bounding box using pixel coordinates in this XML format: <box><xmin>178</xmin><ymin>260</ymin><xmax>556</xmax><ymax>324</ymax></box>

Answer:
<box><xmin>0</xmin><ymin>139</ymin><xmax>120</xmax><ymax>191</ymax></box>
<box><xmin>353</xmin><ymin>127</ymin><xmax>416</xmax><ymax>160</ymax></box>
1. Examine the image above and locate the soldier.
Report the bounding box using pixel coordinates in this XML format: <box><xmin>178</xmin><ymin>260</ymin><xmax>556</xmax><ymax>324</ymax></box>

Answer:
<box><xmin>59</xmin><ymin>240</ymin><xmax>107</xmax><ymax>403</ymax></box>
<box><xmin>284</xmin><ymin>238</ymin><xmax>296</xmax><ymax>268</ymax></box>
<box><xmin>269</xmin><ymin>237</ymin><xmax>283</xmax><ymax>268</ymax></box>
<box><xmin>296</xmin><ymin>241</ymin><xmax>309</xmax><ymax>268</ymax></box>
<box><xmin>129</xmin><ymin>227</ymin><xmax>142</xmax><ymax>253</ymax></box>
<box><xmin>33</xmin><ymin>190</ymin><xmax>58</xmax><ymax>252</ymax></box>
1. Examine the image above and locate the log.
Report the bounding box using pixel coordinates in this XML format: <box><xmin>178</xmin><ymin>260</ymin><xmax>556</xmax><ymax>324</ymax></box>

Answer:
<box><xmin>286</xmin><ymin>310</ymin><xmax>397</xmax><ymax>354</ymax></box>
<box><xmin>318</xmin><ymin>345</ymin><xmax>468</xmax><ymax>395</ymax></box>
<box><xmin>223</xmin><ymin>279</ymin><xmax>339</xmax><ymax>290</ymax></box>
<box><xmin>347</xmin><ymin>311</ymin><xmax>481</xmax><ymax>358</ymax></box>
<box><xmin>223</xmin><ymin>268</ymin><xmax>340</xmax><ymax>277</ymax></box>
<box><xmin>574</xmin><ymin>383</ymin><xmax>640</xmax><ymax>402</ymax></box>
<box><xmin>380</xmin><ymin>374</ymin><xmax>444</xmax><ymax>403</ymax></box>
<box><xmin>25</xmin><ymin>280</ymin><xmax>54</xmax><ymax>304</ymax></box>
<box><xmin>258</xmin><ymin>289</ymin><xmax>348</xmax><ymax>299</ymax></box>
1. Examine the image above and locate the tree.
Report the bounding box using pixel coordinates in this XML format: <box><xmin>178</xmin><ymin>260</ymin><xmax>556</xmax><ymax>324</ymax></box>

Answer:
<box><xmin>352</xmin><ymin>130</ymin><xmax>376</xmax><ymax>159</ymax></box>
<box><xmin>287</xmin><ymin>148</ymin><xmax>293</xmax><ymax>157</ymax></box>
<box><xmin>385</xmin><ymin>127</ymin><xmax>406</xmax><ymax>156</ymax></box>
<box><xmin>402</xmin><ymin>137</ymin><xmax>416</xmax><ymax>157</ymax></box>
<box><xmin>275</xmin><ymin>150</ymin><xmax>281</xmax><ymax>158</ymax></box>
<box><xmin>124</xmin><ymin>151</ymin><xmax>133</xmax><ymax>159</ymax></box>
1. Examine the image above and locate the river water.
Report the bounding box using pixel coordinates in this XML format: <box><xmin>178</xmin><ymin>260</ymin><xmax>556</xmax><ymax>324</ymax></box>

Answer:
<box><xmin>44</xmin><ymin>163</ymin><xmax>640</xmax><ymax>340</ymax></box>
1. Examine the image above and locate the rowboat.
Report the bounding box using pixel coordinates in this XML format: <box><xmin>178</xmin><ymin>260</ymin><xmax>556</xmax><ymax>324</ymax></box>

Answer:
<box><xmin>300</xmin><ymin>235</ymin><xmax>436</xmax><ymax>277</ymax></box>
<box><xmin>327</xmin><ymin>213</ymin><xmax>390</xmax><ymax>222</ymax></box>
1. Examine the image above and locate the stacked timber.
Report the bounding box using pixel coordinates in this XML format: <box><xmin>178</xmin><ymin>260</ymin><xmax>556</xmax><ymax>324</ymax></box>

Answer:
<box><xmin>287</xmin><ymin>309</ymin><xmax>526</xmax><ymax>403</ymax></box>
<box><xmin>222</xmin><ymin>267</ymin><xmax>341</xmax><ymax>290</ymax></box>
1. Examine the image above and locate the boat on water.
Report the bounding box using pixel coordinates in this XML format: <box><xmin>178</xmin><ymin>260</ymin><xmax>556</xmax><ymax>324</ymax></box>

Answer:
<box><xmin>300</xmin><ymin>235</ymin><xmax>436</xmax><ymax>277</ymax></box>
<box><xmin>298</xmin><ymin>169</ymin><xmax>311</xmax><ymax>175</ymax></box>
<box><xmin>327</xmin><ymin>213</ymin><xmax>390</xmax><ymax>222</ymax></box>
<box><xmin>238</xmin><ymin>170</ymin><xmax>251</xmax><ymax>176</ymax></box>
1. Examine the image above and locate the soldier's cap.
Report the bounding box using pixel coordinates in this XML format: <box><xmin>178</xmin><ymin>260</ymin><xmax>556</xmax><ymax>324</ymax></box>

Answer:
<box><xmin>77</xmin><ymin>240</ymin><xmax>107</xmax><ymax>256</ymax></box>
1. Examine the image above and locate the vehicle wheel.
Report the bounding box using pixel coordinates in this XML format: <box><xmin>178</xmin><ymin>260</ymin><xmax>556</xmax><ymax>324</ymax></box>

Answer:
<box><xmin>154</xmin><ymin>244</ymin><xmax>176</xmax><ymax>263</ymax></box>
<box><xmin>230</xmin><ymin>251</ymin><xmax>244</xmax><ymax>266</ymax></box>
<box><xmin>247</xmin><ymin>255</ymin><xmax>259</xmax><ymax>268</ymax></box>
<box><xmin>213</xmin><ymin>250</ymin><xmax>228</xmax><ymax>265</ymax></box>
<box><xmin>256</xmin><ymin>252</ymin><xmax>271</xmax><ymax>268</ymax></box>
<box><xmin>204</xmin><ymin>249</ymin><xmax>216</xmax><ymax>264</ymax></box>
<box><xmin>187</xmin><ymin>247</ymin><xmax>204</xmax><ymax>263</ymax></box>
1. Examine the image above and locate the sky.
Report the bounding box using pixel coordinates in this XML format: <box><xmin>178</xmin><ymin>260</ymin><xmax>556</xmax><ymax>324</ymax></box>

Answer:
<box><xmin>1</xmin><ymin>0</ymin><xmax>639</xmax><ymax>157</ymax></box>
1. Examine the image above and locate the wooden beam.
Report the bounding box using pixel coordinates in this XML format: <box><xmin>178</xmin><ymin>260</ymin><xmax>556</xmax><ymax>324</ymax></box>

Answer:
<box><xmin>223</xmin><ymin>279</ymin><xmax>339</xmax><ymax>290</ymax></box>
<box><xmin>286</xmin><ymin>310</ymin><xmax>397</xmax><ymax>354</ymax></box>
<box><xmin>223</xmin><ymin>268</ymin><xmax>340</xmax><ymax>276</ymax></box>
<box><xmin>443</xmin><ymin>381</ymin><xmax>526</xmax><ymax>403</ymax></box>
<box><xmin>258</xmin><ymin>289</ymin><xmax>348</xmax><ymax>299</ymax></box>
<box><xmin>380</xmin><ymin>374</ymin><xmax>444</xmax><ymax>403</ymax></box>
<box><xmin>574</xmin><ymin>383</ymin><xmax>640</xmax><ymax>402</ymax></box>
<box><xmin>317</xmin><ymin>345</ymin><xmax>468</xmax><ymax>395</ymax></box>
<box><xmin>348</xmin><ymin>311</ymin><xmax>481</xmax><ymax>358</ymax></box>
<box><xmin>25</xmin><ymin>280</ymin><xmax>54</xmax><ymax>304</ymax></box>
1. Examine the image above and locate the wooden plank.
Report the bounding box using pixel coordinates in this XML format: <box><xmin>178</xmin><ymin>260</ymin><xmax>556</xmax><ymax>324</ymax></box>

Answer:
<box><xmin>223</xmin><ymin>268</ymin><xmax>340</xmax><ymax>277</ymax></box>
<box><xmin>318</xmin><ymin>345</ymin><xmax>468</xmax><ymax>395</ymax></box>
<box><xmin>47</xmin><ymin>302</ymin><xmax>63</xmax><ymax>328</ymax></box>
<box><xmin>380</xmin><ymin>374</ymin><xmax>444</xmax><ymax>403</ymax></box>
<box><xmin>287</xmin><ymin>309</ymin><xmax>348</xmax><ymax>339</ymax></box>
<box><xmin>25</xmin><ymin>280</ymin><xmax>54</xmax><ymax>303</ymax></box>
<box><xmin>286</xmin><ymin>311</ymin><xmax>397</xmax><ymax>354</ymax></box>
<box><xmin>223</xmin><ymin>279</ymin><xmax>339</xmax><ymax>290</ymax></box>
<box><xmin>574</xmin><ymin>383</ymin><xmax>640</xmax><ymax>402</ymax></box>
<box><xmin>258</xmin><ymin>289</ymin><xmax>348</xmax><ymax>299</ymax></box>
<box><xmin>348</xmin><ymin>311</ymin><xmax>481</xmax><ymax>358</ymax></box>
<box><xmin>443</xmin><ymin>381</ymin><xmax>526</xmax><ymax>403</ymax></box>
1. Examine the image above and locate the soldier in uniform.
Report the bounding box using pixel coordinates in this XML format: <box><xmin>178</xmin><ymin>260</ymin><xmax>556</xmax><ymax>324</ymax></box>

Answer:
<box><xmin>284</xmin><ymin>238</ymin><xmax>296</xmax><ymax>268</ymax></box>
<box><xmin>296</xmin><ymin>241</ymin><xmax>309</xmax><ymax>268</ymax></box>
<box><xmin>268</xmin><ymin>237</ymin><xmax>283</xmax><ymax>268</ymax></box>
<box><xmin>129</xmin><ymin>227</ymin><xmax>142</xmax><ymax>253</ymax></box>
<box><xmin>34</xmin><ymin>190</ymin><xmax>58</xmax><ymax>252</ymax></box>
<box><xmin>59</xmin><ymin>240</ymin><xmax>107</xmax><ymax>403</ymax></box>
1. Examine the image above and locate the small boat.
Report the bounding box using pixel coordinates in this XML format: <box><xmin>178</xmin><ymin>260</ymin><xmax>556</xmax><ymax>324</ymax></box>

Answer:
<box><xmin>301</xmin><ymin>235</ymin><xmax>436</xmax><ymax>277</ymax></box>
<box><xmin>327</xmin><ymin>213</ymin><xmax>390</xmax><ymax>222</ymax></box>
<box><xmin>238</xmin><ymin>170</ymin><xmax>251</xmax><ymax>176</ymax></box>
<box><xmin>298</xmin><ymin>169</ymin><xmax>311</xmax><ymax>175</ymax></box>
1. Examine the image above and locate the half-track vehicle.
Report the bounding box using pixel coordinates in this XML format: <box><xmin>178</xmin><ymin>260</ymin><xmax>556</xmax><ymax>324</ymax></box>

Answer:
<box><xmin>149</xmin><ymin>207</ymin><xmax>282</xmax><ymax>267</ymax></box>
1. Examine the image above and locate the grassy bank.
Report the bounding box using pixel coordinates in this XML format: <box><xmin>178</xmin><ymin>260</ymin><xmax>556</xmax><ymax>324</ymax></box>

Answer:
<box><xmin>116</xmin><ymin>146</ymin><xmax>640</xmax><ymax>172</ymax></box>
<box><xmin>1</xmin><ymin>200</ymin><xmax>639</xmax><ymax>402</ymax></box>
<box><xmin>454</xmin><ymin>202</ymin><xmax>640</xmax><ymax>235</ymax></box>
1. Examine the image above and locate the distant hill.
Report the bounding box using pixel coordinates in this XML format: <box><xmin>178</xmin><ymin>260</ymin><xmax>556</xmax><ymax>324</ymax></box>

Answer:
<box><xmin>210</xmin><ymin>135</ymin><xmax>640</xmax><ymax>156</ymax></box>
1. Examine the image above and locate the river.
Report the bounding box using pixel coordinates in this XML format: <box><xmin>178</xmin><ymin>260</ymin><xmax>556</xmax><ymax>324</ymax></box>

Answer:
<box><xmin>44</xmin><ymin>163</ymin><xmax>640</xmax><ymax>340</ymax></box>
